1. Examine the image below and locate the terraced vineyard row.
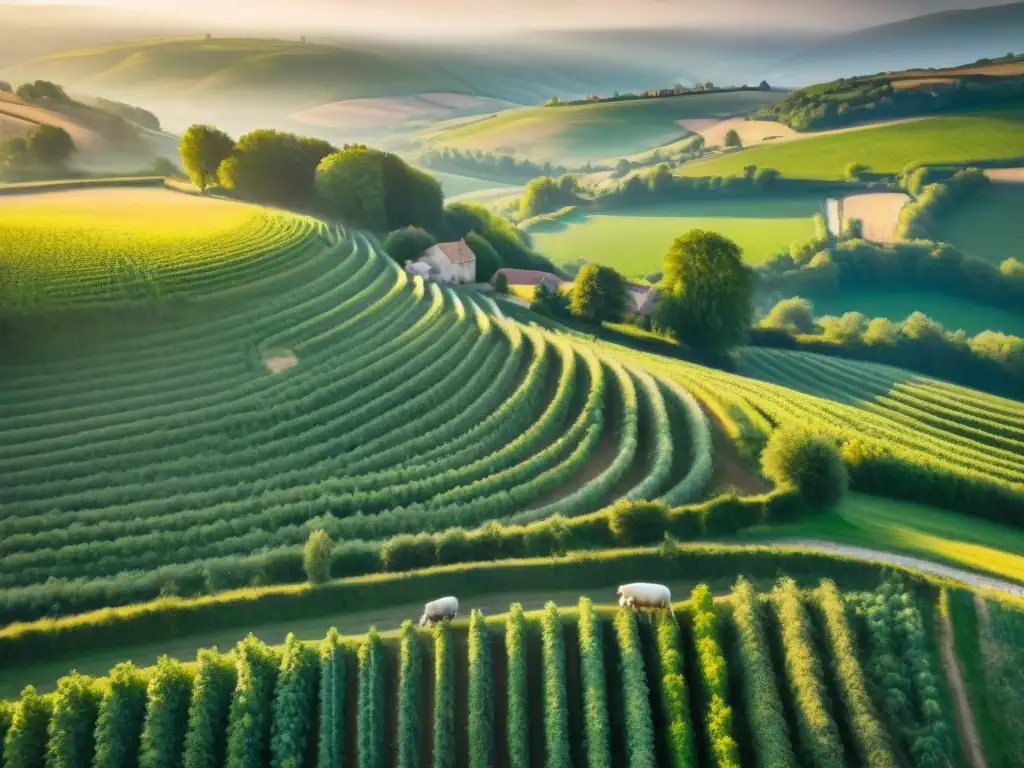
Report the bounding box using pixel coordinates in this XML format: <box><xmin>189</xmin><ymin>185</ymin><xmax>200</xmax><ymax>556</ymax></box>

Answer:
<box><xmin>0</xmin><ymin>223</ymin><xmax>712</xmax><ymax>624</ymax></box>
<box><xmin>0</xmin><ymin>580</ymin><xmax>962</xmax><ymax>768</ymax></box>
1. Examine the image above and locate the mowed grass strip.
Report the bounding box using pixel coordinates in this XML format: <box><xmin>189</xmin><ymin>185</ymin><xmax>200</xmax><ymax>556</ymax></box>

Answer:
<box><xmin>530</xmin><ymin>198</ymin><xmax>819</xmax><ymax>274</ymax></box>
<box><xmin>737</xmin><ymin>493</ymin><xmax>1024</xmax><ymax>584</ymax></box>
<box><xmin>933</xmin><ymin>182</ymin><xmax>1024</xmax><ymax>264</ymax></box>
<box><xmin>676</xmin><ymin>110</ymin><xmax>1024</xmax><ymax>180</ymax></box>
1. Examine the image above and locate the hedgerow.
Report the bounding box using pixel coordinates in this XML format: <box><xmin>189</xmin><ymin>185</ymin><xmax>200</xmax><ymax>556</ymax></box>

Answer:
<box><xmin>540</xmin><ymin>602</ymin><xmax>571</xmax><ymax>768</ymax></box>
<box><xmin>92</xmin><ymin>661</ymin><xmax>149</xmax><ymax>768</ymax></box>
<box><xmin>3</xmin><ymin>686</ymin><xmax>53</xmax><ymax>768</ymax></box>
<box><xmin>690</xmin><ymin>584</ymin><xmax>740</xmax><ymax>768</ymax></box>
<box><xmin>653</xmin><ymin>611</ymin><xmax>696</xmax><ymax>768</ymax></box>
<box><xmin>813</xmin><ymin>580</ymin><xmax>896</xmax><ymax>768</ymax></box>
<box><xmin>316</xmin><ymin>629</ymin><xmax>346</xmax><ymax>768</ymax></box>
<box><xmin>269</xmin><ymin>633</ymin><xmax>319</xmax><ymax>768</ymax></box>
<box><xmin>432</xmin><ymin>622</ymin><xmax>455</xmax><ymax>768</ymax></box>
<box><xmin>730</xmin><ymin>578</ymin><xmax>795</xmax><ymax>768</ymax></box>
<box><xmin>396</xmin><ymin>622</ymin><xmax>421</xmax><ymax>768</ymax></box>
<box><xmin>225</xmin><ymin>634</ymin><xmax>280</xmax><ymax>768</ymax></box>
<box><xmin>182</xmin><ymin>649</ymin><xmax>235</xmax><ymax>768</ymax></box>
<box><xmin>139</xmin><ymin>656</ymin><xmax>194</xmax><ymax>768</ymax></box>
<box><xmin>467</xmin><ymin>610</ymin><xmax>494</xmax><ymax>768</ymax></box>
<box><xmin>45</xmin><ymin>671</ymin><xmax>101</xmax><ymax>768</ymax></box>
<box><xmin>356</xmin><ymin>628</ymin><xmax>385</xmax><ymax>768</ymax></box>
<box><xmin>505</xmin><ymin>603</ymin><xmax>529</xmax><ymax>768</ymax></box>
<box><xmin>576</xmin><ymin>598</ymin><xmax>612</xmax><ymax>768</ymax></box>
<box><xmin>613</xmin><ymin>609</ymin><xmax>657</xmax><ymax>768</ymax></box>
<box><xmin>771</xmin><ymin>578</ymin><xmax>843</xmax><ymax>768</ymax></box>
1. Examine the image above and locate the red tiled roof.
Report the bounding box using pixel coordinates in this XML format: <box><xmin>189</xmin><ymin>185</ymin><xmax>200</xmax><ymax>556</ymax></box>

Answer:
<box><xmin>434</xmin><ymin>240</ymin><xmax>476</xmax><ymax>264</ymax></box>
<box><xmin>494</xmin><ymin>268</ymin><xmax>563</xmax><ymax>286</ymax></box>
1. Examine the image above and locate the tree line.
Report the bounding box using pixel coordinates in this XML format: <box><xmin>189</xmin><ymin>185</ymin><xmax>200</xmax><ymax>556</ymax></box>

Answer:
<box><xmin>419</xmin><ymin>147</ymin><xmax>568</xmax><ymax>183</ymax></box>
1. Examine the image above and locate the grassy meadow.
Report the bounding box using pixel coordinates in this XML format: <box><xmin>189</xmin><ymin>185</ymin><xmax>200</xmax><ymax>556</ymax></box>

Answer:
<box><xmin>676</xmin><ymin>109</ymin><xmax>1024</xmax><ymax>179</ymax></box>
<box><xmin>738</xmin><ymin>493</ymin><xmax>1024</xmax><ymax>584</ymax></box>
<box><xmin>933</xmin><ymin>182</ymin><xmax>1024</xmax><ymax>264</ymax></box>
<box><xmin>417</xmin><ymin>90</ymin><xmax>783</xmax><ymax>165</ymax></box>
<box><xmin>809</xmin><ymin>289</ymin><xmax>1024</xmax><ymax>336</ymax></box>
<box><xmin>530</xmin><ymin>197</ymin><xmax>821</xmax><ymax>274</ymax></box>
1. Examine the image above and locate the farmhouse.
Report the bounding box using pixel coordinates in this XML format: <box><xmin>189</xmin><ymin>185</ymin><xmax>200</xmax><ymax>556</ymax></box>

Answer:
<box><xmin>494</xmin><ymin>268</ymin><xmax>571</xmax><ymax>293</ymax></box>
<box><xmin>627</xmin><ymin>283</ymin><xmax>659</xmax><ymax>316</ymax></box>
<box><xmin>418</xmin><ymin>239</ymin><xmax>477</xmax><ymax>284</ymax></box>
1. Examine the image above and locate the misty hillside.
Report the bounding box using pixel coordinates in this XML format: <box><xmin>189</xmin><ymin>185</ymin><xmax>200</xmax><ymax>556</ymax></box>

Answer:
<box><xmin>765</xmin><ymin>1</ymin><xmax>1024</xmax><ymax>83</ymax></box>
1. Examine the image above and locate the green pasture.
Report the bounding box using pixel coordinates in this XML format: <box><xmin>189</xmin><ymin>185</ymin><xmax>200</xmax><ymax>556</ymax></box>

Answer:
<box><xmin>933</xmin><ymin>182</ymin><xmax>1024</xmax><ymax>264</ymax></box>
<box><xmin>677</xmin><ymin>109</ymin><xmax>1024</xmax><ymax>180</ymax></box>
<box><xmin>738</xmin><ymin>493</ymin><xmax>1024</xmax><ymax>585</ymax></box>
<box><xmin>809</xmin><ymin>289</ymin><xmax>1024</xmax><ymax>336</ymax></box>
<box><xmin>418</xmin><ymin>90</ymin><xmax>782</xmax><ymax>165</ymax></box>
<box><xmin>530</xmin><ymin>197</ymin><xmax>820</xmax><ymax>275</ymax></box>
<box><xmin>416</xmin><ymin>167</ymin><xmax>518</xmax><ymax>198</ymax></box>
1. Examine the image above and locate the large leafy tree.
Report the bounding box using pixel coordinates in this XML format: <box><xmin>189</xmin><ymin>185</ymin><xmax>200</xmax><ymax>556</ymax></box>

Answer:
<box><xmin>315</xmin><ymin>147</ymin><xmax>387</xmax><ymax>230</ymax></box>
<box><xmin>383</xmin><ymin>226</ymin><xmax>437</xmax><ymax>265</ymax></box>
<box><xmin>655</xmin><ymin>229</ymin><xmax>753</xmax><ymax>350</ymax></box>
<box><xmin>27</xmin><ymin>125</ymin><xmax>75</xmax><ymax>167</ymax></box>
<box><xmin>220</xmin><ymin>130</ymin><xmax>335</xmax><ymax>205</ymax></box>
<box><xmin>569</xmin><ymin>264</ymin><xmax>628</xmax><ymax>325</ymax></box>
<box><xmin>179</xmin><ymin>125</ymin><xmax>235</xmax><ymax>191</ymax></box>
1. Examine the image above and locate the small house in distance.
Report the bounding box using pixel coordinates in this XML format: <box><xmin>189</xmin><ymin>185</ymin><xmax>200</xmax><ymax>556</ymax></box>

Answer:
<box><xmin>627</xmin><ymin>283</ymin><xmax>659</xmax><ymax>316</ymax></box>
<box><xmin>493</xmin><ymin>268</ymin><xmax>567</xmax><ymax>293</ymax></box>
<box><xmin>417</xmin><ymin>239</ymin><xmax>477</xmax><ymax>284</ymax></box>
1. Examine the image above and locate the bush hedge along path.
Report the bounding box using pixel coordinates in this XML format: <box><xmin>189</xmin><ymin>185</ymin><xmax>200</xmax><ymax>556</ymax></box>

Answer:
<box><xmin>1</xmin><ymin>581</ymin><xmax>963</xmax><ymax>768</ymax></box>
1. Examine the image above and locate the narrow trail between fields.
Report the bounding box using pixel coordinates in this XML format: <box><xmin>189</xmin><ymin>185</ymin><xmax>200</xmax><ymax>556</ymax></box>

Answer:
<box><xmin>938</xmin><ymin>608</ymin><xmax>989</xmax><ymax>768</ymax></box>
<box><xmin>776</xmin><ymin>539</ymin><xmax>1024</xmax><ymax>597</ymax></box>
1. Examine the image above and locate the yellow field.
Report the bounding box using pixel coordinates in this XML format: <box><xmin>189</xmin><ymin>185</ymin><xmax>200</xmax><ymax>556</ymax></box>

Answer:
<box><xmin>0</xmin><ymin>187</ymin><xmax>322</xmax><ymax>309</ymax></box>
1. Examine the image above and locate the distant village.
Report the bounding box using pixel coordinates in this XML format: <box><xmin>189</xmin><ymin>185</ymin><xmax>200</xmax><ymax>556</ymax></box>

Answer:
<box><xmin>547</xmin><ymin>80</ymin><xmax>772</xmax><ymax>108</ymax></box>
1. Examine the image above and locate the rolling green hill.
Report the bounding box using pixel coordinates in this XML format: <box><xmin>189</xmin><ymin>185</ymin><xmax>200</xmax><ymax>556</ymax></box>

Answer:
<box><xmin>676</xmin><ymin>109</ymin><xmax>1024</xmax><ymax>180</ymax></box>
<box><xmin>415</xmin><ymin>90</ymin><xmax>785</xmax><ymax>165</ymax></box>
<box><xmin>933</xmin><ymin>182</ymin><xmax>1024</xmax><ymax>265</ymax></box>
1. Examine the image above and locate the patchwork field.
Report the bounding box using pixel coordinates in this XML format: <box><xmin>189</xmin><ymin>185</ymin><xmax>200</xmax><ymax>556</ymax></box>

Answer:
<box><xmin>0</xmin><ymin>187</ymin><xmax>325</xmax><ymax>311</ymax></box>
<box><xmin>809</xmin><ymin>290</ymin><xmax>1024</xmax><ymax>337</ymax></box>
<box><xmin>415</xmin><ymin>90</ymin><xmax>784</xmax><ymax>165</ymax></box>
<box><xmin>835</xmin><ymin>192</ymin><xmax>910</xmax><ymax>243</ymax></box>
<box><xmin>676</xmin><ymin>109</ymin><xmax>1024</xmax><ymax>180</ymax></box>
<box><xmin>529</xmin><ymin>198</ymin><xmax>821</xmax><ymax>274</ymax></box>
<box><xmin>933</xmin><ymin>182</ymin><xmax>1024</xmax><ymax>265</ymax></box>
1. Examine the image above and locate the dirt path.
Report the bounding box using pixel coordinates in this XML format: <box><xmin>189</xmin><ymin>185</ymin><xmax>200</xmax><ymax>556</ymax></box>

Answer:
<box><xmin>938</xmin><ymin>608</ymin><xmax>989</xmax><ymax>768</ymax></box>
<box><xmin>774</xmin><ymin>539</ymin><xmax>1024</xmax><ymax>597</ymax></box>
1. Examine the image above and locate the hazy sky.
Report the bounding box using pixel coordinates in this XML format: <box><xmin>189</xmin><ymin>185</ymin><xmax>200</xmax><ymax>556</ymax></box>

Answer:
<box><xmin>3</xmin><ymin>0</ymin><xmax>1008</xmax><ymax>33</ymax></box>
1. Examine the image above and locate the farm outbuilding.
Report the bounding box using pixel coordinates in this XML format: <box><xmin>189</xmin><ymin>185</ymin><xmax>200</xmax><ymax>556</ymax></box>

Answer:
<box><xmin>493</xmin><ymin>268</ymin><xmax>570</xmax><ymax>293</ymax></box>
<box><xmin>419</xmin><ymin>240</ymin><xmax>477</xmax><ymax>284</ymax></box>
<box><xmin>626</xmin><ymin>283</ymin><xmax>659</xmax><ymax>316</ymax></box>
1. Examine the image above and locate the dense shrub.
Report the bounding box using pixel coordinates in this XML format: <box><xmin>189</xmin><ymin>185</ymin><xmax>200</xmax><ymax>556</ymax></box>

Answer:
<box><xmin>505</xmin><ymin>604</ymin><xmax>529</xmax><ymax>768</ymax></box>
<box><xmin>432</xmin><ymin>623</ymin><xmax>455</xmax><ymax>768</ymax></box>
<box><xmin>730</xmin><ymin>578</ymin><xmax>795</xmax><ymax>768</ymax></box>
<box><xmin>540</xmin><ymin>602</ymin><xmax>571</xmax><ymax>768</ymax></box>
<box><xmin>3</xmin><ymin>686</ymin><xmax>53</xmax><ymax>768</ymax></box>
<box><xmin>316</xmin><ymin>629</ymin><xmax>346</xmax><ymax>768</ymax></box>
<box><xmin>303</xmin><ymin>530</ymin><xmax>332</xmax><ymax>585</ymax></box>
<box><xmin>93</xmin><ymin>662</ymin><xmax>149</xmax><ymax>768</ymax></box>
<box><xmin>396</xmin><ymin>622</ymin><xmax>421</xmax><ymax>768</ymax></box>
<box><xmin>609</xmin><ymin>500</ymin><xmax>670</xmax><ymax>545</ymax></box>
<box><xmin>690</xmin><ymin>584</ymin><xmax>739</xmax><ymax>768</ymax></box>
<box><xmin>270</xmin><ymin>633</ymin><xmax>319</xmax><ymax>768</ymax></box>
<box><xmin>182</xmin><ymin>649</ymin><xmax>235</xmax><ymax>768</ymax></box>
<box><xmin>761</xmin><ymin>428</ymin><xmax>847</xmax><ymax>508</ymax></box>
<box><xmin>46</xmin><ymin>671</ymin><xmax>101</xmax><ymax>768</ymax></box>
<box><xmin>771</xmin><ymin>578</ymin><xmax>843</xmax><ymax>768</ymax></box>
<box><xmin>226</xmin><ymin>635</ymin><xmax>280</xmax><ymax>768</ymax></box>
<box><xmin>139</xmin><ymin>656</ymin><xmax>194</xmax><ymax>768</ymax></box>
<box><xmin>813</xmin><ymin>581</ymin><xmax>896</xmax><ymax>768</ymax></box>
<box><xmin>614</xmin><ymin>610</ymin><xmax>657</xmax><ymax>768</ymax></box>
<box><xmin>577</xmin><ymin>598</ymin><xmax>612</xmax><ymax>768</ymax></box>
<box><xmin>467</xmin><ymin>610</ymin><xmax>494</xmax><ymax>768</ymax></box>
<box><xmin>356</xmin><ymin>629</ymin><xmax>385</xmax><ymax>768</ymax></box>
<box><xmin>383</xmin><ymin>226</ymin><xmax>437</xmax><ymax>266</ymax></box>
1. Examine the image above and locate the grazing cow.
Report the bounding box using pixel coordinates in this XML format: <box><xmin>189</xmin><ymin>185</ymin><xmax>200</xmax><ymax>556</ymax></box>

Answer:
<box><xmin>617</xmin><ymin>583</ymin><xmax>671</xmax><ymax>609</ymax></box>
<box><xmin>419</xmin><ymin>596</ymin><xmax>459</xmax><ymax>627</ymax></box>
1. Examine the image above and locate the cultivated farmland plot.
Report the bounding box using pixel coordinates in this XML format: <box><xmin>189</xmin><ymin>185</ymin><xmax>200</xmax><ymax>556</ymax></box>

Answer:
<box><xmin>0</xmin><ymin>581</ymin><xmax>965</xmax><ymax>768</ymax></box>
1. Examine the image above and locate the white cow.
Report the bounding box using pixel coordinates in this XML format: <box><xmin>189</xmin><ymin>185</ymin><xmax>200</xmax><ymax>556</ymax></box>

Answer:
<box><xmin>617</xmin><ymin>583</ymin><xmax>671</xmax><ymax>609</ymax></box>
<box><xmin>419</xmin><ymin>596</ymin><xmax>459</xmax><ymax>627</ymax></box>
